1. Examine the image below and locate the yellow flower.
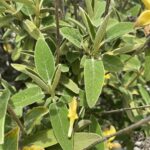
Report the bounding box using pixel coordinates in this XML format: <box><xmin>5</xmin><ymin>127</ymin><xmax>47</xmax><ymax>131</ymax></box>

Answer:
<box><xmin>104</xmin><ymin>73</ymin><xmax>111</xmax><ymax>80</ymax></box>
<box><xmin>103</xmin><ymin>125</ymin><xmax>121</xmax><ymax>150</ymax></box>
<box><xmin>135</xmin><ymin>0</ymin><xmax>150</xmax><ymax>27</ymax></box>
<box><xmin>103</xmin><ymin>125</ymin><xmax>116</xmax><ymax>142</ymax></box>
<box><xmin>142</xmin><ymin>0</ymin><xmax>150</xmax><ymax>10</ymax></box>
<box><xmin>67</xmin><ymin>97</ymin><xmax>78</xmax><ymax>138</ymax></box>
<box><xmin>22</xmin><ymin>145</ymin><xmax>44</xmax><ymax>150</ymax></box>
<box><xmin>135</xmin><ymin>10</ymin><xmax>150</xmax><ymax>27</ymax></box>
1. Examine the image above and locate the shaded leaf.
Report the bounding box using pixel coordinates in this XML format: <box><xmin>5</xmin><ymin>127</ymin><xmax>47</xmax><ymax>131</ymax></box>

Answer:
<box><xmin>23</xmin><ymin>129</ymin><xmax>57</xmax><ymax>148</ymax></box>
<box><xmin>0</xmin><ymin>90</ymin><xmax>10</xmax><ymax>144</ymax></box>
<box><xmin>103</xmin><ymin>55</ymin><xmax>124</xmax><ymax>72</ymax></box>
<box><xmin>24</xmin><ymin>106</ymin><xmax>48</xmax><ymax>133</ymax></box>
<box><xmin>0</xmin><ymin>127</ymin><xmax>19</xmax><ymax>150</ymax></box>
<box><xmin>89</xmin><ymin>115</ymin><xmax>105</xmax><ymax>150</ymax></box>
<box><xmin>144</xmin><ymin>48</ymin><xmax>150</xmax><ymax>81</ymax></box>
<box><xmin>0</xmin><ymin>16</ymin><xmax>15</xmax><ymax>28</ymax></box>
<box><xmin>138</xmin><ymin>85</ymin><xmax>150</xmax><ymax>105</ymax></box>
<box><xmin>80</xmin><ymin>7</ymin><xmax>95</xmax><ymax>41</ymax></box>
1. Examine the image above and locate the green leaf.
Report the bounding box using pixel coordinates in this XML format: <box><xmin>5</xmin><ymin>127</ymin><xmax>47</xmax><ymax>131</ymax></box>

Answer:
<box><xmin>138</xmin><ymin>85</ymin><xmax>150</xmax><ymax>105</ymax></box>
<box><xmin>35</xmin><ymin>38</ymin><xmax>55</xmax><ymax>84</ymax></box>
<box><xmin>11</xmin><ymin>64</ymin><xmax>50</xmax><ymax>93</ymax></box>
<box><xmin>89</xmin><ymin>115</ymin><xmax>105</xmax><ymax>150</ymax></box>
<box><xmin>0</xmin><ymin>78</ymin><xmax>16</xmax><ymax>93</ymax></box>
<box><xmin>74</xmin><ymin>132</ymin><xmax>101</xmax><ymax>150</ymax></box>
<box><xmin>144</xmin><ymin>49</ymin><xmax>150</xmax><ymax>81</ymax></box>
<box><xmin>0</xmin><ymin>16</ymin><xmax>15</xmax><ymax>28</ymax></box>
<box><xmin>80</xmin><ymin>7</ymin><xmax>95</xmax><ymax>42</ymax></box>
<box><xmin>93</xmin><ymin>13</ymin><xmax>110</xmax><ymax>53</ymax></box>
<box><xmin>23</xmin><ymin>20</ymin><xmax>43</xmax><ymax>40</ymax></box>
<box><xmin>0</xmin><ymin>90</ymin><xmax>10</xmax><ymax>144</ymax></box>
<box><xmin>24</xmin><ymin>106</ymin><xmax>48</xmax><ymax>133</ymax></box>
<box><xmin>12</xmin><ymin>0</ymin><xmax>34</xmax><ymax>5</ymax></box>
<box><xmin>92</xmin><ymin>0</ymin><xmax>106</xmax><ymax>26</ymax></box>
<box><xmin>60</xmin><ymin>27</ymin><xmax>82</xmax><ymax>48</ymax></box>
<box><xmin>121</xmin><ymin>55</ymin><xmax>141</xmax><ymax>71</ymax></box>
<box><xmin>51</xmin><ymin>64</ymin><xmax>62</xmax><ymax>92</ymax></box>
<box><xmin>85</xmin><ymin>0</ymin><xmax>93</xmax><ymax>17</ymax></box>
<box><xmin>60</xmin><ymin>76</ymin><xmax>79</xmax><ymax>94</ymax></box>
<box><xmin>128</xmin><ymin>4</ymin><xmax>141</xmax><ymax>16</ymax></box>
<box><xmin>11</xmin><ymin>86</ymin><xmax>44</xmax><ymax>108</ymax></box>
<box><xmin>0</xmin><ymin>127</ymin><xmax>19</xmax><ymax>150</ymax></box>
<box><xmin>103</xmin><ymin>55</ymin><xmax>124</xmax><ymax>72</ymax></box>
<box><xmin>49</xmin><ymin>101</ymin><xmax>73</xmax><ymax>150</ymax></box>
<box><xmin>84</xmin><ymin>59</ymin><xmax>104</xmax><ymax>108</ymax></box>
<box><xmin>23</xmin><ymin>129</ymin><xmax>57</xmax><ymax>148</ymax></box>
<box><xmin>76</xmin><ymin>119</ymin><xmax>91</xmax><ymax>131</ymax></box>
<box><xmin>106</xmin><ymin>22</ymin><xmax>134</xmax><ymax>41</ymax></box>
<box><xmin>67</xmin><ymin>17</ymin><xmax>86</xmax><ymax>32</ymax></box>
<box><xmin>111</xmin><ymin>44</ymin><xmax>142</xmax><ymax>55</ymax></box>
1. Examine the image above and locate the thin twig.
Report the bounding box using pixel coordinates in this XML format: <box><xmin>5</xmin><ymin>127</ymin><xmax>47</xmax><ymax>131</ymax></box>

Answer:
<box><xmin>55</xmin><ymin>0</ymin><xmax>61</xmax><ymax>64</ymax></box>
<box><xmin>103</xmin><ymin>0</ymin><xmax>111</xmax><ymax>17</ymax></box>
<box><xmin>125</xmin><ymin>67</ymin><xmax>144</xmax><ymax>89</ymax></box>
<box><xmin>102</xmin><ymin>105</ymin><xmax>150</xmax><ymax>114</ymax></box>
<box><xmin>72</xmin><ymin>0</ymin><xmax>78</xmax><ymax>19</ymax></box>
<box><xmin>7</xmin><ymin>104</ymin><xmax>26</xmax><ymax>135</ymax></box>
<box><xmin>89</xmin><ymin>115</ymin><xmax>150</xmax><ymax>147</ymax></box>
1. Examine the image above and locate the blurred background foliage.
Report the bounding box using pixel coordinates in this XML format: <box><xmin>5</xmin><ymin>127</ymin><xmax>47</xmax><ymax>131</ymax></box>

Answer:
<box><xmin>0</xmin><ymin>0</ymin><xmax>150</xmax><ymax>150</ymax></box>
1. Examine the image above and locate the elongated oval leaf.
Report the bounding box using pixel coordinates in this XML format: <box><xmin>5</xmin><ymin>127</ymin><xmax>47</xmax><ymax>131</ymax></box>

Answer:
<box><xmin>89</xmin><ymin>115</ymin><xmax>105</xmax><ymax>150</ymax></box>
<box><xmin>35</xmin><ymin>38</ymin><xmax>55</xmax><ymax>84</ymax></box>
<box><xmin>51</xmin><ymin>64</ymin><xmax>62</xmax><ymax>92</ymax></box>
<box><xmin>60</xmin><ymin>27</ymin><xmax>82</xmax><ymax>48</ymax></box>
<box><xmin>106</xmin><ymin>22</ymin><xmax>134</xmax><ymax>41</ymax></box>
<box><xmin>74</xmin><ymin>132</ymin><xmax>101</xmax><ymax>150</ymax></box>
<box><xmin>60</xmin><ymin>76</ymin><xmax>79</xmax><ymax>94</ymax></box>
<box><xmin>11</xmin><ymin>64</ymin><xmax>50</xmax><ymax>93</ymax></box>
<box><xmin>23</xmin><ymin>20</ymin><xmax>43</xmax><ymax>40</ymax></box>
<box><xmin>138</xmin><ymin>85</ymin><xmax>150</xmax><ymax>105</ymax></box>
<box><xmin>92</xmin><ymin>1</ymin><xmax>106</xmax><ymax>26</ymax></box>
<box><xmin>93</xmin><ymin>13</ymin><xmax>110</xmax><ymax>53</ymax></box>
<box><xmin>0</xmin><ymin>90</ymin><xmax>10</xmax><ymax>144</ymax></box>
<box><xmin>84</xmin><ymin>59</ymin><xmax>104</xmax><ymax>108</ymax></box>
<box><xmin>85</xmin><ymin>0</ymin><xmax>93</xmax><ymax>18</ymax></box>
<box><xmin>49</xmin><ymin>101</ymin><xmax>73</xmax><ymax>150</ymax></box>
<box><xmin>79</xmin><ymin>7</ymin><xmax>95</xmax><ymax>42</ymax></box>
<box><xmin>11</xmin><ymin>86</ymin><xmax>44</xmax><ymax>107</ymax></box>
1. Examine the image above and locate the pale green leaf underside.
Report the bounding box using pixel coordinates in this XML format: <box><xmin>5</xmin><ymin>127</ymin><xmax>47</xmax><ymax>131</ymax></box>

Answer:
<box><xmin>35</xmin><ymin>38</ymin><xmax>55</xmax><ymax>84</ymax></box>
<box><xmin>84</xmin><ymin>59</ymin><xmax>104</xmax><ymax>108</ymax></box>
